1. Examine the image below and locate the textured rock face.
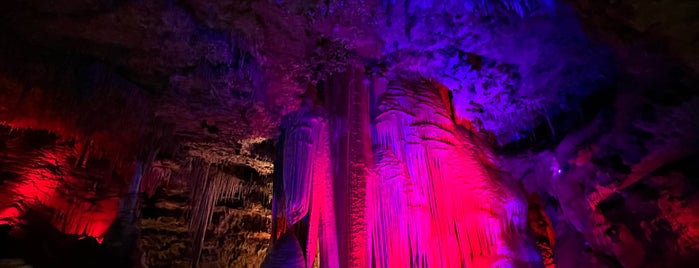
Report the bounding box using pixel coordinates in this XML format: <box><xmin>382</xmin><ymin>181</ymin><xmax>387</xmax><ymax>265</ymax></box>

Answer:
<box><xmin>369</xmin><ymin>77</ymin><xmax>540</xmax><ymax>267</ymax></box>
<box><xmin>0</xmin><ymin>0</ymin><xmax>697</xmax><ymax>267</ymax></box>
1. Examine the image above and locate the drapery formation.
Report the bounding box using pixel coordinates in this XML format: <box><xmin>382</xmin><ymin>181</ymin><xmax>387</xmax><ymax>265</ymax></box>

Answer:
<box><xmin>281</xmin><ymin>106</ymin><xmax>327</xmax><ymax>226</ymax></box>
<box><xmin>368</xmin><ymin>77</ymin><xmax>540</xmax><ymax>267</ymax></box>
<box><xmin>266</xmin><ymin>104</ymin><xmax>339</xmax><ymax>268</ymax></box>
<box><xmin>266</xmin><ymin>73</ymin><xmax>542</xmax><ymax>267</ymax></box>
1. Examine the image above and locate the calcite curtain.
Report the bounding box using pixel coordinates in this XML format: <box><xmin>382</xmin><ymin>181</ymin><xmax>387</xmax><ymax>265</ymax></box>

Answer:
<box><xmin>267</xmin><ymin>73</ymin><xmax>542</xmax><ymax>267</ymax></box>
<box><xmin>369</xmin><ymin>77</ymin><xmax>540</xmax><ymax>267</ymax></box>
<box><xmin>266</xmin><ymin>103</ymin><xmax>339</xmax><ymax>268</ymax></box>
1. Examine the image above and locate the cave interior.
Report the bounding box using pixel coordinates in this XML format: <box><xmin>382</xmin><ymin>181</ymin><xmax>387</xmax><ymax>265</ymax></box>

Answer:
<box><xmin>0</xmin><ymin>0</ymin><xmax>698</xmax><ymax>267</ymax></box>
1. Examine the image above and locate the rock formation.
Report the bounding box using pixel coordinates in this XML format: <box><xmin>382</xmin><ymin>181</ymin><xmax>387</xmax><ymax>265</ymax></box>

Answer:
<box><xmin>0</xmin><ymin>0</ymin><xmax>697</xmax><ymax>267</ymax></box>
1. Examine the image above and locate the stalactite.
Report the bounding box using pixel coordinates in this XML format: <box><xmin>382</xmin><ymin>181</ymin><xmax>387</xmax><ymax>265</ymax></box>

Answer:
<box><xmin>186</xmin><ymin>160</ymin><xmax>212</xmax><ymax>259</ymax></box>
<box><xmin>267</xmin><ymin>96</ymin><xmax>342</xmax><ymax>268</ymax></box>
<box><xmin>282</xmin><ymin>105</ymin><xmax>327</xmax><ymax>226</ymax></box>
<box><xmin>187</xmin><ymin>161</ymin><xmax>245</xmax><ymax>266</ymax></box>
<box><xmin>272</xmin><ymin>140</ymin><xmax>287</xmax><ymax>244</ymax></box>
<box><xmin>318</xmin><ymin>136</ymin><xmax>339</xmax><ymax>268</ymax></box>
<box><xmin>305</xmin><ymin>140</ymin><xmax>323</xmax><ymax>268</ymax></box>
<box><xmin>304</xmin><ymin>109</ymin><xmax>338</xmax><ymax>268</ymax></box>
<box><xmin>368</xmin><ymin>75</ymin><xmax>540</xmax><ymax>267</ymax></box>
<box><xmin>75</xmin><ymin>139</ymin><xmax>92</xmax><ymax>168</ymax></box>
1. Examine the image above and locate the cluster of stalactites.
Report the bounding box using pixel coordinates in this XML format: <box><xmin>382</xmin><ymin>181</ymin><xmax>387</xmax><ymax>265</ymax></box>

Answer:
<box><xmin>183</xmin><ymin>160</ymin><xmax>246</xmax><ymax>265</ymax></box>
<box><xmin>368</xmin><ymin>76</ymin><xmax>539</xmax><ymax>267</ymax></box>
<box><xmin>135</xmin><ymin>157</ymin><xmax>255</xmax><ymax>266</ymax></box>
<box><xmin>265</xmin><ymin>105</ymin><xmax>338</xmax><ymax>268</ymax></box>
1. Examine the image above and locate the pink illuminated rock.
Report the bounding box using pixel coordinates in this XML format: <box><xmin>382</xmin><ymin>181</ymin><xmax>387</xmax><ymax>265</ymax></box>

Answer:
<box><xmin>369</xmin><ymin>76</ymin><xmax>541</xmax><ymax>267</ymax></box>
